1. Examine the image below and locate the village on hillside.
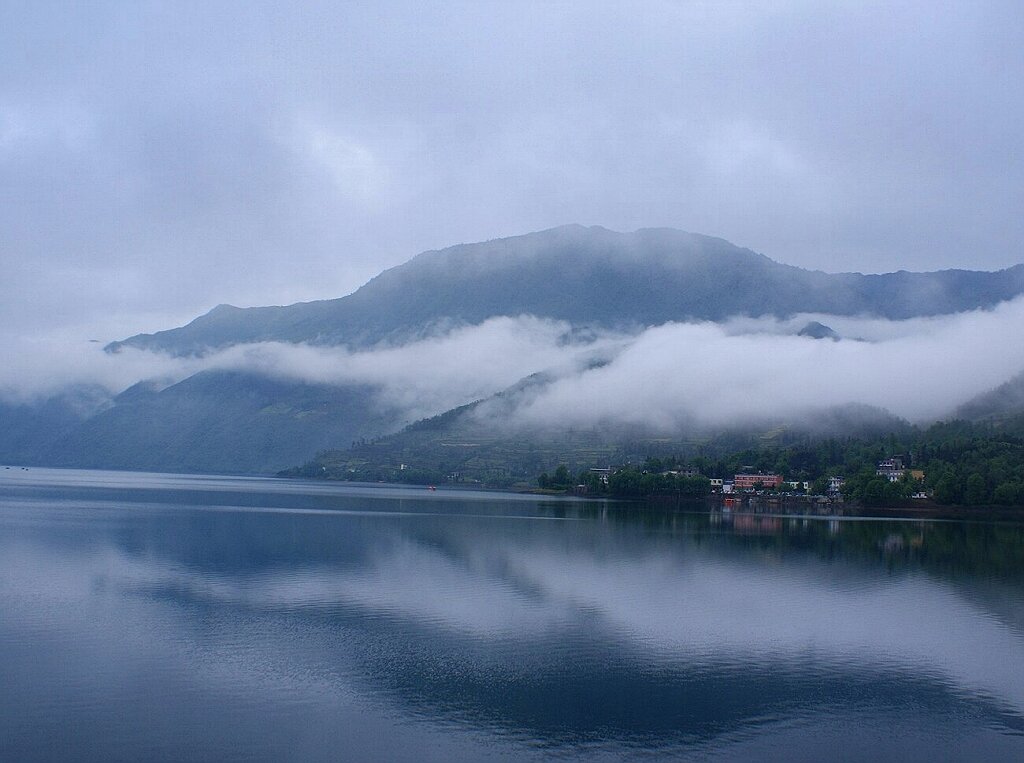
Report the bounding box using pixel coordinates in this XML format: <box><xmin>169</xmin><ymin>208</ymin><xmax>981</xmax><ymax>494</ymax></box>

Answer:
<box><xmin>548</xmin><ymin>456</ymin><xmax>930</xmax><ymax>504</ymax></box>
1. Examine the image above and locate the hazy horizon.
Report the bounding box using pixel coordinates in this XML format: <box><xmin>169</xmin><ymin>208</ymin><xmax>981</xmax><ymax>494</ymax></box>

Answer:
<box><xmin>5</xmin><ymin>2</ymin><xmax>1024</xmax><ymax>457</ymax></box>
<box><xmin>4</xmin><ymin>2</ymin><xmax>1024</xmax><ymax>345</ymax></box>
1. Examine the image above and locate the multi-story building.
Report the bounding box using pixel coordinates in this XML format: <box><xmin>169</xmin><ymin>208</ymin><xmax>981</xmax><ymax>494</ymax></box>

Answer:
<box><xmin>734</xmin><ymin>473</ymin><xmax>783</xmax><ymax>490</ymax></box>
<box><xmin>876</xmin><ymin>457</ymin><xmax>905</xmax><ymax>482</ymax></box>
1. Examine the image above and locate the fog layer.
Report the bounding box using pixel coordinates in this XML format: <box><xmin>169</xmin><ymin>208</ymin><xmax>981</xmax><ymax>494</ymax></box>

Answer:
<box><xmin>6</xmin><ymin>299</ymin><xmax>1024</xmax><ymax>429</ymax></box>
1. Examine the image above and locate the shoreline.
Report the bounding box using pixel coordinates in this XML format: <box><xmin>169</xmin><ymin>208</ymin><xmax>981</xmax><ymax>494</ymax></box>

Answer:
<box><xmin>524</xmin><ymin>488</ymin><xmax>1024</xmax><ymax>521</ymax></box>
<box><xmin>8</xmin><ymin>465</ymin><xmax>1024</xmax><ymax>521</ymax></box>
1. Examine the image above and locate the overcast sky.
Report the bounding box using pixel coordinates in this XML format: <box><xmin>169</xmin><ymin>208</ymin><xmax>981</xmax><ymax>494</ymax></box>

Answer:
<box><xmin>3</xmin><ymin>0</ymin><xmax>1023</xmax><ymax>342</ymax></box>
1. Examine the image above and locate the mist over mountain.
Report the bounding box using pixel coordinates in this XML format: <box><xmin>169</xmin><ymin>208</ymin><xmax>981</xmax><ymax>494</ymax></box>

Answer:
<box><xmin>288</xmin><ymin>373</ymin><xmax>913</xmax><ymax>487</ymax></box>
<box><xmin>0</xmin><ymin>386</ymin><xmax>111</xmax><ymax>465</ymax></box>
<box><xmin>106</xmin><ymin>225</ymin><xmax>1024</xmax><ymax>357</ymax></box>
<box><xmin>6</xmin><ymin>225</ymin><xmax>1024</xmax><ymax>475</ymax></box>
<box><xmin>956</xmin><ymin>372</ymin><xmax>1024</xmax><ymax>422</ymax></box>
<box><xmin>33</xmin><ymin>372</ymin><xmax>400</xmax><ymax>474</ymax></box>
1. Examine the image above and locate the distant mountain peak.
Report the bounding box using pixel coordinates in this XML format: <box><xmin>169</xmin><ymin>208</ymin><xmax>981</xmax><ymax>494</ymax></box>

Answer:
<box><xmin>797</xmin><ymin>321</ymin><xmax>840</xmax><ymax>340</ymax></box>
<box><xmin>105</xmin><ymin>225</ymin><xmax>1024</xmax><ymax>357</ymax></box>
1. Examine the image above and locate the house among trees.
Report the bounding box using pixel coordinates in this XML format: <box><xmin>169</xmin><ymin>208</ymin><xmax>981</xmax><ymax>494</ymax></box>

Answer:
<box><xmin>876</xmin><ymin>458</ymin><xmax>905</xmax><ymax>482</ymax></box>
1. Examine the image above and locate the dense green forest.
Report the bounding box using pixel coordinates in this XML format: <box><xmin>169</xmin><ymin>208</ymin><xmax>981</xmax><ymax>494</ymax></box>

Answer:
<box><xmin>537</xmin><ymin>418</ymin><xmax>1024</xmax><ymax>506</ymax></box>
<box><xmin>289</xmin><ymin>414</ymin><xmax>1024</xmax><ymax>508</ymax></box>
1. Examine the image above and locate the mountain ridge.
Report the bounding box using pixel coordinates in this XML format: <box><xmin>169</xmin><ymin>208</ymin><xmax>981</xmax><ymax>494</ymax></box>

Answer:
<box><xmin>106</xmin><ymin>225</ymin><xmax>1024</xmax><ymax>356</ymax></box>
<box><xmin>6</xmin><ymin>224</ymin><xmax>1024</xmax><ymax>476</ymax></box>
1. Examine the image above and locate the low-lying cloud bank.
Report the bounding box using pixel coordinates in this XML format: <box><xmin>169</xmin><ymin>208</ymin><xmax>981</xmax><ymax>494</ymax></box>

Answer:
<box><xmin>496</xmin><ymin>302</ymin><xmax>1024</xmax><ymax>430</ymax></box>
<box><xmin>0</xmin><ymin>317</ymin><xmax>626</xmax><ymax>420</ymax></box>
<box><xmin>5</xmin><ymin>299</ymin><xmax>1024</xmax><ymax>431</ymax></box>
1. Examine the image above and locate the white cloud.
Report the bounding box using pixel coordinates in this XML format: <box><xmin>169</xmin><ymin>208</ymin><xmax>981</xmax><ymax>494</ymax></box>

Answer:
<box><xmin>196</xmin><ymin>316</ymin><xmax>625</xmax><ymax>420</ymax></box>
<box><xmin>502</xmin><ymin>299</ymin><xmax>1024</xmax><ymax>429</ymax></box>
<box><xmin>4</xmin><ymin>301</ymin><xmax>1024</xmax><ymax>431</ymax></box>
<box><xmin>290</xmin><ymin>118</ymin><xmax>389</xmax><ymax>203</ymax></box>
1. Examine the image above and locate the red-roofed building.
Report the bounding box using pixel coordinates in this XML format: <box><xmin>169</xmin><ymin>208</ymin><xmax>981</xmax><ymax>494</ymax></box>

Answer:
<box><xmin>734</xmin><ymin>473</ymin><xmax>783</xmax><ymax>490</ymax></box>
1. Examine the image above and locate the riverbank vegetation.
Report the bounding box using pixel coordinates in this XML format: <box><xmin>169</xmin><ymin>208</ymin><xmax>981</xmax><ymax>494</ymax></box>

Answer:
<box><xmin>286</xmin><ymin>414</ymin><xmax>1024</xmax><ymax>508</ymax></box>
<box><xmin>538</xmin><ymin>418</ymin><xmax>1024</xmax><ymax>507</ymax></box>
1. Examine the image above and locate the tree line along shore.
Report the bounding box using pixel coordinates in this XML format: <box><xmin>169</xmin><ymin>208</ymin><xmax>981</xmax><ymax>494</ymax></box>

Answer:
<box><xmin>290</xmin><ymin>417</ymin><xmax>1024</xmax><ymax>511</ymax></box>
<box><xmin>536</xmin><ymin>418</ymin><xmax>1024</xmax><ymax>510</ymax></box>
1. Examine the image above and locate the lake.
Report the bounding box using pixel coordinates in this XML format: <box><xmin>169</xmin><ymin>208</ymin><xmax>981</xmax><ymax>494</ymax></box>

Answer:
<box><xmin>2</xmin><ymin>467</ymin><xmax>1024</xmax><ymax>761</ymax></box>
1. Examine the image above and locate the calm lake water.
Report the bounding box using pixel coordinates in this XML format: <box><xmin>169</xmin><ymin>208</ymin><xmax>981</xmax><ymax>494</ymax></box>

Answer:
<box><xmin>2</xmin><ymin>468</ymin><xmax>1024</xmax><ymax>761</ymax></box>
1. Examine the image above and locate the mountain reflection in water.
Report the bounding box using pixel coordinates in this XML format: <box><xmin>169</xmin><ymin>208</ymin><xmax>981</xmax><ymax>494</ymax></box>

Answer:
<box><xmin>2</xmin><ymin>468</ymin><xmax>1024</xmax><ymax>762</ymax></box>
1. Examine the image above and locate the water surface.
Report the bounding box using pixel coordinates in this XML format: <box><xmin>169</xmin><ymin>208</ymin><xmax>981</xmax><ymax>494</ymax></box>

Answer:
<box><xmin>2</xmin><ymin>467</ymin><xmax>1024</xmax><ymax>761</ymax></box>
